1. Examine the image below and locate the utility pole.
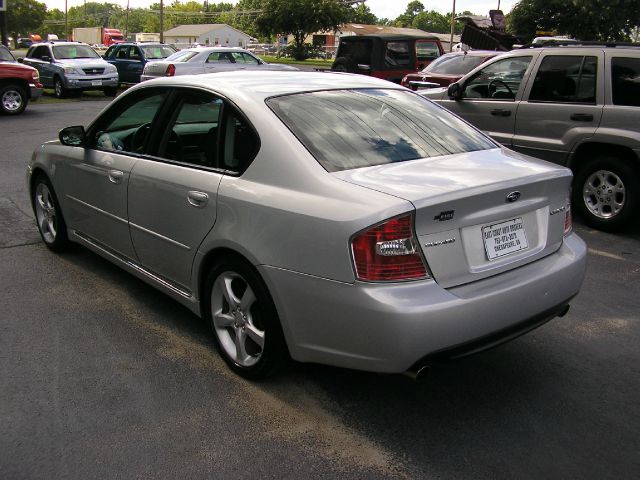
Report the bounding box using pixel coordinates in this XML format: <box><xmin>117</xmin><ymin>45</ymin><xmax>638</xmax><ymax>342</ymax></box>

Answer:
<box><xmin>65</xmin><ymin>0</ymin><xmax>68</xmax><ymax>40</ymax></box>
<box><xmin>449</xmin><ymin>0</ymin><xmax>456</xmax><ymax>52</ymax></box>
<box><xmin>0</xmin><ymin>0</ymin><xmax>8</xmax><ymax>48</ymax></box>
<box><xmin>160</xmin><ymin>0</ymin><xmax>164</xmax><ymax>43</ymax></box>
<box><xmin>125</xmin><ymin>0</ymin><xmax>130</xmax><ymax>39</ymax></box>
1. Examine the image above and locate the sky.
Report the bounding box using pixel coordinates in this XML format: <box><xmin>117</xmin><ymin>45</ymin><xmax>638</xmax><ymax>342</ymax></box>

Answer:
<box><xmin>42</xmin><ymin>0</ymin><xmax>519</xmax><ymax>19</ymax></box>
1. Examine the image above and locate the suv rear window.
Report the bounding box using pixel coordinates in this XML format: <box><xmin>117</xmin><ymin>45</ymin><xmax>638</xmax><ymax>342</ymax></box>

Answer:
<box><xmin>267</xmin><ymin>89</ymin><xmax>495</xmax><ymax>172</ymax></box>
<box><xmin>611</xmin><ymin>57</ymin><xmax>640</xmax><ymax>107</ymax></box>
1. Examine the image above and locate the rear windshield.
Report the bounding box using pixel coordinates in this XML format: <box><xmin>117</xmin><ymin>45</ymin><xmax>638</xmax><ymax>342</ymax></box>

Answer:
<box><xmin>165</xmin><ymin>50</ymin><xmax>199</xmax><ymax>62</ymax></box>
<box><xmin>267</xmin><ymin>89</ymin><xmax>495</xmax><ymax>172</ymax></box>
<box><xmin>426</xmin><ymin>54</ymin><xmax>489</xmax><ymax>75</ymax></box>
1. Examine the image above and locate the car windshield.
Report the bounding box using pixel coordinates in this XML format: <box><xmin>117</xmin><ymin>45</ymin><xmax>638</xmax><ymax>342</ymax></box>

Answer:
<box><xmin>53</xmin><ymin>45</ymin><xmax>100</xmax><ymax>59</ymax></box>
<box><xmin>165</xmin><ymin>50</ymin><xmax>199</xmax><ymax>62</ymax></box>
<box><xmin>267</xmin><ymin>88</ymin><xmax>496</xmax><ymax>172</ymax></box>
<box><xmin>141</xmin><ymin>45</ymin><xmax>177</xmax><ymax>59</ymax></box>
<box><xmin>423</xmin><ymin>54</ymin><xmax>489</xmax><ymax>75</ymax></box>
<box><xmin>0</xmin><ymin>46</ymin><xmax>15</xmax><ymax>61</ymax></box>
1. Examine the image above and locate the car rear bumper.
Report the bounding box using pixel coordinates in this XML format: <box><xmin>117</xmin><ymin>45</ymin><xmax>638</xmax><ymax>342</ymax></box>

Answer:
<box><xmin>259</xmin><ymin>233</ymin><xmax>587</xmax><ymax>373</ymax></box>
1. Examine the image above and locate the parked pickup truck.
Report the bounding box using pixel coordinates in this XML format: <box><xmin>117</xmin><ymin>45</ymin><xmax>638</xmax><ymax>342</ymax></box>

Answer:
<box><xmin>0</xmin><ymin>45</ymin><xmax>42</xmax><ymax>115</ymax></box>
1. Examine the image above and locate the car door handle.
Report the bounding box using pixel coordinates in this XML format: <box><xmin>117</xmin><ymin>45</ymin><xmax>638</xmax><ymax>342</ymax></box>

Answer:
<box><xmin>108</xmin><ymin>170</ymin><xmax>124</xmax><ymax>184</ymax></box>
<box><xmin>491</xmin><ymin>109</ymin><xmax>511</xmax><ymax>117</ymax></box>
<box><xmin>187</xmin><ymin>191</ymin><xmax>209</xmax><ymax>208</ymax></box>
<box><xmin>570</xmin><ymin>113</ymin><xmax>593</xmax><ymax>121</ymax></box>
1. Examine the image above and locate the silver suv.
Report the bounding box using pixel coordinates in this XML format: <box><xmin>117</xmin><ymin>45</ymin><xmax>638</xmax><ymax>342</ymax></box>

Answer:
<box><xmin>422</xmin><ymin>44</ymin><xmax>640</xmax><ymax>231</ymax></box>
<box><xmin>22</xmin><ymin>42</ymin><xmax>119</xmax><ymax>98</ymax></box>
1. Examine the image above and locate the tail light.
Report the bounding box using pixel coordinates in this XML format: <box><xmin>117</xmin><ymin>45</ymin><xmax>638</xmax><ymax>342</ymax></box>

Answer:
<box><xmin>351</xmin><ymin>213</ymin><xmax>430</xmax><ymax>282</ymax></box>
<box><xmin>165</xmin><ymin>64</ymin><xmax>176</xmax><ymax>76</ymax></box>
<box><xmin>564</xmin><ymin>195</ymin><xmax>572</xmax><ymax>236</ymax></box>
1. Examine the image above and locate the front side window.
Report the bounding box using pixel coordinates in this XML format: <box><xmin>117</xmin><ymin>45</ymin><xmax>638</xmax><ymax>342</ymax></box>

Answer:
<box><xmin>529</xmin><ymin>55</ymin><xmax>597</xmax><ymax>104</ymax></box>
<box><xmin>89</xmin><ymin>90</ymin><xmax>168</xmax><ymax>153</ymax></box>
<box><xmin>611</xmin><ymin>57</ymin><xmax>640</xmax><ymax>107</ymax></box>
<box><xmin>29</xmin><ymin>46</ymin><xmax>50</xmax><ymax>60</ymax></box>
<box><xmin>385</xmin><ymin>41</ymin><xmax>411</xmax><ymax>67</ymax></box>
<box><xmin>416</xmin><ymin>40</ymin><xmax>440</xmax><ymax>62</ymax></box>
<box><xmin>463</xmin><ymin>56</ymin><xmax>532</xmax><ymax>100</ymax></box>
<box><xmin>104</xmin><ymin>45</ymin><xmax>116</xmax><ymax>58</ymax></box>
<box><xmin>52</xmin><ymin>45</ymin><xmax>100</xmax><ymax>59</ymax></box>
<box><xmin>267</xmin><ymin>89</ymin><xmax>495</xmax><ymax>172</ymax></box>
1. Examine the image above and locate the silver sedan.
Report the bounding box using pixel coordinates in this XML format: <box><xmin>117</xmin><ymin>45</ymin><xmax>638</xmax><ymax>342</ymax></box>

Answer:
<box><xmin>27</xmin><ymin>71</ymin><xmax>587</xmax><ymax>379</ymax></box>
<box><xmin>140</xmin><ymin>46</ymin><xmax>297</xmax><ymax>81</ymax></box>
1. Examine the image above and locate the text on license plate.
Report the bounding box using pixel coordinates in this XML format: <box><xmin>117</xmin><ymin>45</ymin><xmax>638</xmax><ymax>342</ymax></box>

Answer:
<box><xmin>482</xmin><ymin>217</ymin><xmax>528</xmax><ymax>260</ymax></box>
<box><xmin>91</xmin><ymin>80</ymin><xmax>102</xmax><ymax>86</ymax></box>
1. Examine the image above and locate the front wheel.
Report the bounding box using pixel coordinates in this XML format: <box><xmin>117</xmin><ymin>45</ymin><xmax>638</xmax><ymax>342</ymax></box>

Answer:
<box><xmin>204</xmin><ymin>258</ymin><xmax>287</xmax><ymax>379</ymax></box>
<box><xmin>0</xmin><ymin>84</ymin><xmax>28</xmax><ymax>115</ymax></box>
<box><xmin>32</xmin><ymin>176</ymin><xmax>70</xmax><ymax>251</ymax></box>
<box><xmin>54</xmin><ymin>77</ymin><xmax>67</xmax><ymax>99</ymax></box>
<box><xmin>572</xmin><ymin>155</ymin><xmax>638</xmax><ymax>231</ymax></box>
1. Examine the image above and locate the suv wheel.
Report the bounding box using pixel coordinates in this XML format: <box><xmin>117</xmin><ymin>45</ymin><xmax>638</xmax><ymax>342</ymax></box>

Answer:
<box><xmin>573</xmin><ymin>155</ymin><xmax>638</xmax><ymax>231</ymax></box>
<box><xmin>54</xmin><ymin>76</ymin><xmax>67</xmax><ymax>98</ymax></box>
<box><xmin>0</xmin><ymin>84</ymin><xmax>27</xmax><ymax>115</ymax></box>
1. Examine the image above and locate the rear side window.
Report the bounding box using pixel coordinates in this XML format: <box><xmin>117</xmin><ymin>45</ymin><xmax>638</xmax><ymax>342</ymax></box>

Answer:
<box><xmin>429</xmin><ymin>54</ymin><xmax>488</xmax><ymax>75</ymax></box>
<box><xmin>529</xmin><ymin>55</ymin><xmax>597</xmax><ymax>104</ymax></box>
<box><xmin>611</xmin><ymin>57</ymin><xmax>640</xmax><ymax>107</ymax></box>
<box><xmin>416</xmin><ymin>40</ymin><xmax>440</xmax><ymax>62</ymax></box>
<box><xmin>385</xmin><ymin>41</ymin><xmax>411</xmax><ymax>67</ymax></box>
<box><xmin>338</xmin><ymin>39</ymin><xmax>372</xmax><ymax>65</ymax></box>
<box><xmin>267</xmin><ymin>89</ymin><xmax>495</xmax><ymax>172</ymax></box>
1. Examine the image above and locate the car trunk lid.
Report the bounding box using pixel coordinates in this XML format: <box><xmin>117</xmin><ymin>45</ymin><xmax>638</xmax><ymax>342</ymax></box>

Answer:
<box><xmin>333</xmin><ymin>148</ymin><xmax>572</xmax><ymax>288</ymax></box>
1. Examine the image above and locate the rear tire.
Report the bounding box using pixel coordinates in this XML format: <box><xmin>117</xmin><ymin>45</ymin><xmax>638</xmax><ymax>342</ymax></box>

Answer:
<box><xmin>0</xmin><ymin>84</ymin><xmax>28</xmax><ymax>115</ymax></box>
<box><xmin>203</xmin><ymin>257</ymin><xmax>288</xmax><ymax>380</ymax></box>
<box><xmin>572</xmin><ymin>154</ymin><xmax>638</xmax><ymax>231</ymax></box>
<box><xmin>32</xmin><ymin>175</ymin><xmax>70</xmax><ymax>251</ymax></box>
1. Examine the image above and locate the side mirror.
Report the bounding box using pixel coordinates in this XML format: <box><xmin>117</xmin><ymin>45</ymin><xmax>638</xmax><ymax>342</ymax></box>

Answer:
<box><xmin>59</xmin><ymin>126</ymin><xmax>86</xmax><ymax>147</ymax></box>
<box><xmin>447</xmin><ymin>82</ymin><xmax>462</xmax><ymax>100</ymax></box>
<box><xmin>17</xmin><ymin>57</ymin><xmax>24</xmax><ymax>63</ymax></box>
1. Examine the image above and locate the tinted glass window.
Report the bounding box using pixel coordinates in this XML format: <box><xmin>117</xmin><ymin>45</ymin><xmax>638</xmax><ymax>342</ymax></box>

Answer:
<box><xmin>529</xmin><ymin>55</ymin><xmax>597</xmax><ymax>103</ymax></box>
<box><xmin>159</xmin><ymin>92</ymin><xmax>224</xmax><ymax>166</ymax></box>
<box><xmin>90</xmin><ymin>90</ymin><xmax>168</xmax><ymax>153</ymax></box>
<box><xmin>30</xmin><ymin>46</ymin><xmax>50</xmax><ymax>59</ymax></box>
<box><xmin>52</xmin><ymin>45</ymin><xmax>100</xmax><ymax>59</ymax></box>
<box><xmin>207</xmin><ymin>52</ymin><xmax>235</xmax><ymax>63</ymax></box>
<box><xmin>267</xmin><ymin>89</ymin><xmax>495</xmax><ymax>172</ymax></box>
<box><xmin>416</xmin><ymin>40</ymin><xmax>440</xmax><ymax>62</ymax></box>
<box><xmin>338</xmin><ymin>39</ymin><xmax>372</xmax><ymax>65</ymax></box>
<box><xmin>0</xmin><ymin>46</ymin><xmax>14</xmax><ymax>61</ymax></box>
<box><xmin>141</xmin><ymin>45</ymin><xmax>176</xmax><ymax>59</ymax></box>
<box><xmin>231</xmin><ymin>52</ymin><xmax>260</xmax><ymax>65</ymax></box>
<box><xmin>611</xmin><ymin>57</ymin><xmax>640</xmax><ymax>107</ymax></box>
<box><xmin>385</xmin><ymin>41</ymin><xmax>411</xmax><ymax>67</ymax></box>
<box><xmin>165</xmin><ymin>50</ymin><xmax>199</xmax><ymax>62</ymax></box>
<box><xmin>427</xmin><ymin>54</ymin><xmax>489</xmax><ymax>75</ymax></box>
<box><xmin>104</xmin><ymin>45</ymin><xmax>116</xmax><ymax>58</ymax></box>
<box><xmin>464</xmin><ymin>56</ymin><xmax>532</xmax><ymax>100</ymax></box>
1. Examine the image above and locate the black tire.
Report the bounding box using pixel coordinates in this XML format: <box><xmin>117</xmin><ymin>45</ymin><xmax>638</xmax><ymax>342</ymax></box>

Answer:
<box><xmin>32</xmin><ymin>175</ymin><xmax>70</xmax><ymax>252</ymax></box>
<box><xmin>203</xmin><ymin>257</ymin><xmax>288</xmax><ymax>379</ymax></box>
<box><xmin>572</xmin><ymin>154</ymin><xmax>639</xmax><ymax>231</ymax></box>
<box><xmin>331</xmin><ymin>56</ymin><xmax>357</xmax><ymax>73</ymax></box>
<box><xmin>54</xmin><ymin>76</ymin><xmax>67</xmax><ymax>99</ymax></box>
<box><xmin>0</xmin><ymin>84</ymin><xmax>28</xmax><ymax>115</ymax></box>
<box><xmin>103</xmin><ymin>87</ymin><xmax>118</xmax><ymax>97</ymax></box>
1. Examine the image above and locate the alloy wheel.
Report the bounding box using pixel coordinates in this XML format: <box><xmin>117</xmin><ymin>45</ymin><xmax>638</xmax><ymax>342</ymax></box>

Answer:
<box><xmin>35</xmin><ymin>183</ymin><xmax>58</xmax><ymax>243</ymax></box>
<box><xmin>582</xmin><ymin>169</ymin><xmax>626</xmax><ymax>219</ymax></box>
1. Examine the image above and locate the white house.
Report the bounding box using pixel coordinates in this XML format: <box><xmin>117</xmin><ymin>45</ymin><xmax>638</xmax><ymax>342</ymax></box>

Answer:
<box><xmin>163</xmin><ymin>24</ymin><xmax>252</xmax><ymax>49</ymax></box>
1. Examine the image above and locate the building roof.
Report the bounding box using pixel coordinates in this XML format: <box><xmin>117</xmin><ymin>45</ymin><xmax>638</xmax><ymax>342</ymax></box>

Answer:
<box><xmin>163</xmin><ymin>23</ymin><xmax>251</xmax><ymax>38</ymax></box>
<box><xmin>337</xmin><ymin>24</ymin><xmax>432</xmax><ymax>36</ymax></box>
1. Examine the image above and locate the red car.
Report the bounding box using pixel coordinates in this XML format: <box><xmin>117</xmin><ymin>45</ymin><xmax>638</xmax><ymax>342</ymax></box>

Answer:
<box><xmin>0</xmin><ymin>45</ymin><xmax>42</xmax><ymax>115</ymax></box>
<box><xmin>401</xmin><ymin>50</ymin><xmax>501</xmax><ymax>90</ymax></box>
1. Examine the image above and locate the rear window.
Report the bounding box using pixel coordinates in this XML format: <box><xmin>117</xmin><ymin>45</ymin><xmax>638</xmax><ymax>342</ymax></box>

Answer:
<box><xmin>611</xmin><ymin>57</ymin><xmax>640</xmax><ymax>107</ymax></box>
<box><xmin>427</xmin><ymin>54</ymin><xmax>488</xmax><ymax>76</ymax></box>
<box><xmin>165</xmin><ymin>50</ymin><xmax>199</xmax><ymax>62</ymax></box>
<box><xmin>267</xmin><ymin>89</ymin><xmax>495</xmax><ymax>172</ymax></box>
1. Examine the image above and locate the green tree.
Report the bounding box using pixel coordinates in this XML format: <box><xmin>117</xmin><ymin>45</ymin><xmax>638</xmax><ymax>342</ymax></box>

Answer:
<box><xmin>6</xmin><ymin>0</ymin><xmax>47</xmax><ymax>47</ymax></box>
<box><xmin>509</xmin><ymin>0</ymin><xmax>640</xmax><ymax>42</ymax></box>
<box><xmin>412</xmin><ymin>10</ymin><xmax>449</xmax><ymax>33</ymax></box>
<box><xmin>349</xmin><ymin>3</ymin><xmax>377</xmax><ymax>24</ymax></box>
<box><xmin>255</xmin><ymin>0</ymin><xmax>350</xmax><ymax>60</ymax></box>
<box><xmin>394</xmin><ymin>0</ymin><xmax>424</xmax><ymax>27</ymax></box>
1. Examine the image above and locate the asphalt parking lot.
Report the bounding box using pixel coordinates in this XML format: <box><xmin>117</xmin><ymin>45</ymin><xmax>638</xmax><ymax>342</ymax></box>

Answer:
<box><xmin>1</xmin><ymin>100</ymin><xmax>639</xmax><ymax>479</ymax></box>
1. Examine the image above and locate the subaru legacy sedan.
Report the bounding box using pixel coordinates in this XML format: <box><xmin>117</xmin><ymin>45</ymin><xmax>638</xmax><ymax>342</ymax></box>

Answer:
<box><xmin>28</xmin><ymin>71</ymin><xmax>586</xmax><ymax>379</ymax></box>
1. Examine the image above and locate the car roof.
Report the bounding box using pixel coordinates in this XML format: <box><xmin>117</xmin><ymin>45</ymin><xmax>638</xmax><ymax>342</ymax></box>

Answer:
<box><xmin>344</xmin><ymin>33</ymin><xmax>440</xmax><ymax>41</ymax></box>
<box><xmin>181</xmin><ymin>46</ymin><xmax>251</xmax><ymax>53</ymax></box>
<box><xmin>136</xmin><ymin>70</ymin><xmax>404</xmax><ymax>101</ymax></box>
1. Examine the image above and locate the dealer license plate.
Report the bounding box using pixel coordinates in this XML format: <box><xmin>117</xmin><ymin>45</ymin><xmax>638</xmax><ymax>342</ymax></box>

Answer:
<box><xmin>482</xmin><ymin>217</ymin><xmax>528</xmax><ymax>260</ymax></box>
<box><xmin>91</xmin><ymin>80</ymin><xmax>102</xmax><ymax>86</ymax></box>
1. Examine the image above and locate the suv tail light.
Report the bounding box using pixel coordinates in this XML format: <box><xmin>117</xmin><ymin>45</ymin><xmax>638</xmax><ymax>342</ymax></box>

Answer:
<box><xmin>165</xmin><ymin>64</ymin><xmax>176</xmax><ymax>76</ymax></box>
<box><xmin>351</xmin><ymin>213</ymin><xmax>430</xmax><ymax>282</ymax></box>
